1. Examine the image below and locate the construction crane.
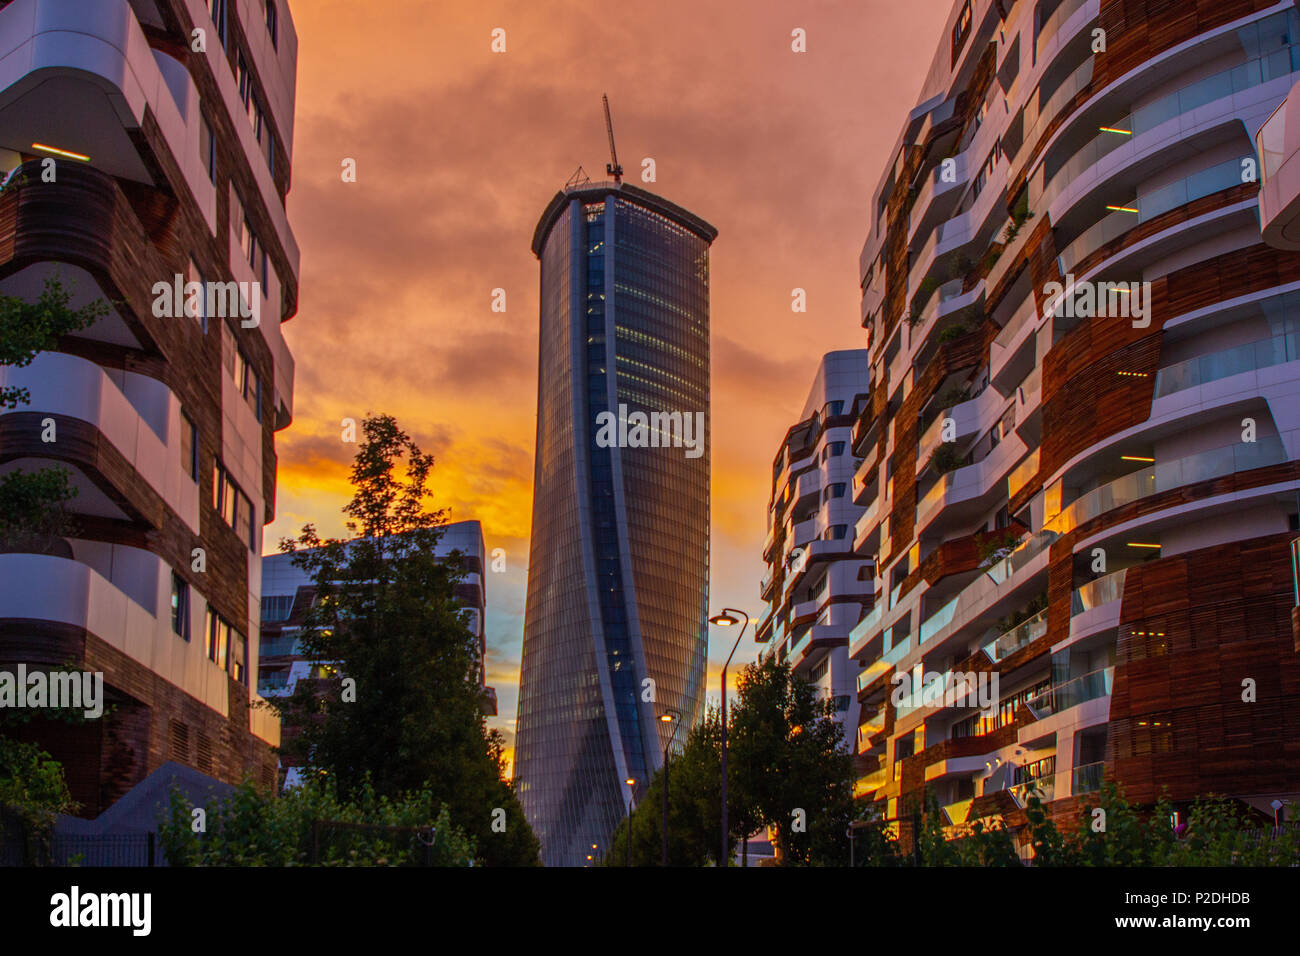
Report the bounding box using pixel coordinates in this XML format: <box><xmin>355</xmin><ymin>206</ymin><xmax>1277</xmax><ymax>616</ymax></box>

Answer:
<box><xmin>602</xmin><ymin>94</ymin><xmax>623</xmax><ymax>184</ymax></box>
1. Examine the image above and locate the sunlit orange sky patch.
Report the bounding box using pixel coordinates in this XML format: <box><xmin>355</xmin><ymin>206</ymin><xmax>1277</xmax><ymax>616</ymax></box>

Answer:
<box><xmin>266</xmin><ymin>0</ymin><xmax>952</xmax><ymax>759</ymax></box>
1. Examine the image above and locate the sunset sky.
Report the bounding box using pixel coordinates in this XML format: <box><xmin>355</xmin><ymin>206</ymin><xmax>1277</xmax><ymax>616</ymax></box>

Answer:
<box><xmin>264</xmin><ymin>0</ymin><xmax>952</xmax><ymax>763</ymax></box>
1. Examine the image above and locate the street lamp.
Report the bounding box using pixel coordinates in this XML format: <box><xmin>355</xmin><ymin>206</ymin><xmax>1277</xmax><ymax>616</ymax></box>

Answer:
<box><xmin>709</xmin><ymin>607</ymin><xmax>749</xmax><ymax>867</ymax></box>
<box><xmin>659</xmin><ymin>710</ymin><xmax>681</xmax><ymax>866</ymax></box>
<box><xmin>625</xmin><ymin>777</ymin><xmax>636</xmax><ymax>867</ymax></box>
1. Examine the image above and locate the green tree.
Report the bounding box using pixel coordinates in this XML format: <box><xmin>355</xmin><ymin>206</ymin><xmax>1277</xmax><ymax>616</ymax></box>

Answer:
<box><xmin>727</xmin><ymin>657</ymin><xmax>854</xmax><ymax>865</ymax></box>
<box><xmin>0</xmin><ymin>273</ymin><xmax>105</xmax><ymax>551</ymax></box>
<box><xmin>604</xmin><ymin>713</ymin><xmax>725</xmax><ymax>867</ymax></box>
<box><xmin>271</xmin><ymin>414</ymin><xmax>539</xmax><ymax>866</ymax></box>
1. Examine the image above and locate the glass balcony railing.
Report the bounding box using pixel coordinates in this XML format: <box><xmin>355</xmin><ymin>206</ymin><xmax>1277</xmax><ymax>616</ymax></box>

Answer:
<box><xmin>882</xmin><ymin>633</ymin><xmax>912</xmax><ymax>668</ymax></box>
<box><xmin>851</xmin><ymin>601</ymin><xmax>885</xmax><ymax>648</ymax></box>
<box><xmin>1036</xmin><ymin>0</ymin><xmax>1092</xmax><ymax>57</ymax></box>
<box><xmin>1045</xmin><ymin>439</ymin><xmax>1287</xmax><ymax>537</ymax></box>
<box><xmin>919</xmin><ymin>594</ymin><xmax>960</xmax><ymax>644</ymax></box>
<box><xmin>1154</xmin><ymin>331</ymin><xmax>1300</xmax><ymax>397</ymax></box>
<box><xmin>259</xmin><ymin>635</ymin><xmax>300</xmax><ymax>657</ymax></box>
<box><xmin>1073</xmin><ymin>761</ymin><xmax>1105</xmax><ymax>793</ymax></box>
<box><xmin>1055</xmin><ymin>158</ymin><xmax>1245</xmax><ymax>274</ymax></box>
<box><xmin>1019</xmin><ymin>57</ymin><xmax>1095</xmax><ymax>164</ymax></box>
<box><xmin>1071</xmin><ymin>569</ymin><xmax>1126</xmax><ymax>615</ymax></box>
<box><xmin>1024</xmin><ymin>666</ymin><xmax>1115</xmax><ymax>718</ymax></box>
<box><xmin>257</xmin><ymin>671</ymin><xmax>290</xmax><ymax>694</ymax></box>
<box><xmin>1042</xmin><ymin>40</ymin><xmax>1300</xmax><ymax>212</ymax></box>
<box><xmin>983</xmin><ymin>528</ymin><xmax>1057</xmax><ymax>585</ymax></box>
<box><xmin>1260</xmin><ymin>97</ymin><xmax>1287</xmax><ymax>182</ymax></box>
<box><xmin>982</xmin><ymin>607</ymin><xmax>1049</xmax><ymax>662</ymax></box>
<box><xmin>854</xmin><ymin>767</ymin><xmax>888</xmax><ymax>798</ymax></box>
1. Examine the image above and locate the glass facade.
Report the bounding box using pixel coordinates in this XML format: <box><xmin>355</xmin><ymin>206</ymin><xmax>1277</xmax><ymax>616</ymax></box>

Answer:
<box><xmin>515</xmin><ymin>185</ymin><xmax>714</xmax><ymax>866</ymax></box>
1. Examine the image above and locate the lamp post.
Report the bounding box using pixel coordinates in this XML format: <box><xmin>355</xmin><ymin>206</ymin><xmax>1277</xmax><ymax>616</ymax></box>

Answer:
<box><xmin>709</xmin><ymin>608</ymin><xmax>749</xmax><ymax>867</ymax></box>
<box><xmin>625</xmin><ymin>777</ymin><xmax>636</xmax><ymax>867</ymax></box>
<box><xmin>659</xmin><ymin>710</ymin><xmax>681</xmax><ymax>866</ymax></box>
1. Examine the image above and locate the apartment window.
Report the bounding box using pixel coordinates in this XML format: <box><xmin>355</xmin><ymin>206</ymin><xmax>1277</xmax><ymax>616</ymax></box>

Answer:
<box><xmin>212</xmin><ymin>461</ymin><xmax>256</xmax><ymax>551</ymax></box>
<box><xmin>951</xmin><ymin>0</ymin><xmax>972</xmax><ymax>67</ymax></box>
<box><xmin>230</xmin><ymin>340</ymin><xmax>262</xmax><ymax>422</ymax></box>
<box><xmin>206</xmin><ymin>606</ymin><xmax>230</xmax><ymax>668</ymax></box>
<box><xmin>171</xmin><ymin>572</ymin><xmax>190</xmax><ymax>640</ymax></box>
<box><xmin>260</xmin><ymin>594</ymin><xmax>294</xmax><ymax>623</ymax></box>
<box><xmin>242</xmin><ymin>217</ymin><xmax>269</xmax><ymax>287</ymax></box>
<box><xmin>823</xmin><ymin>524</ymin><xmax>848</xmax><ymax>541</ymax></box>
<box><xmin>265</xmin><ymin>0</ymin><xmax>279</xmax><ymax>48</ymax></box>
<box><xmin>229</xmin><ymin>629</ymin><xmax>248</xmax><ymax>686</ymax></box>
<box><xmin>207</xmin><ymin>0</ymin><xmax>227</xmax><ymax>48</ymax></box>
<box><xmin>822</xmin><ymin>441</ymin><xmax>846</xmax><ymax>463</ymax></box>
<box><xmin>823</xmin><ymin>483</ymin><xmax>846</xmax><ymax>503</ymax></box>
<box><xmin>180</xmin><ymin>412</ymin><xmax>198</xmax><ymax>481</ymax></box>
<box><xmin>972</xmin><ymin>138</ymin><xmax>1003</xmax><ymax>200</ymax></box>
<box><xmin>236</xmin><ymin>50</ymin><xmax>277</xmax><ymax>176</ymax></box>
<box><xmin>199</xmin><ymin>115</ymin><xmax>215</xmax><ymax>185</ymax></box>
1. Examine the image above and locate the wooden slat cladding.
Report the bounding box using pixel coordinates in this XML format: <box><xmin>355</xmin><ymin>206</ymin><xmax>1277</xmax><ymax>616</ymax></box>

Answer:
<box><xmin>1042</xmin><ymin>460</ymin><xmax>1300</xmax><ymax>649</ymax></box>
<box><xmin>1040</xmin><ymin>336</ymin><xmax>1160</xmax><ymax>482</ymax></box>
<box><xmin>1093</xmin><ymin>0</ymin><xmax>1280</xmax><ymax>90</ymax></box>
<box><xmin>1039</xmin><ymin>236</ymin><xmax>1300</xmax><ymax>481</ymax></box>
<box><xmin>1107</xmin><ymin>533</ymin><xmax>1300</xmax><ymax>804</ymax></box>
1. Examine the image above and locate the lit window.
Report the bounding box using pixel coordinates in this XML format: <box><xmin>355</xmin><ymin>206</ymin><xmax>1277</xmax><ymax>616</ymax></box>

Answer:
<box><xmin>206</xmin><ymin>607</ymin><xmax>230</xmax><ymax>667</ymax></box>
<box><xmin>229</xmin><ymin>629</ymin><xmax>247</xmax><ymax>685</ymax></box>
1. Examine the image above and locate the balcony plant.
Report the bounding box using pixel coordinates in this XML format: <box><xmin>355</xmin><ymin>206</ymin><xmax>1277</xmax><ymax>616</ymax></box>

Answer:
<box><xmin>976</xmin><ymin>529</ymin><xmax>1024</xmax><ymax>567</ymax></box>
<box><xmin>928</xmin><ymin>442</ymin><xmax>966</xmax><ymax>475</ymax></box>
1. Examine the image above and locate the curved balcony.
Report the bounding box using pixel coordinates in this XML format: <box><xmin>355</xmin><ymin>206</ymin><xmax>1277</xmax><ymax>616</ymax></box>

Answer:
<box><xmin>1045</xmin><ymin>438</ymin><xmax>1289</xmax><ymax>537</ymax></box>
<box><xmin>1041</xmin><ymin>46</ymin><xmax>1296</xmax><ymax>240</ymax></box>
<box><xmin>981</xmin><ymin>607</ymin><xmax>1048</xmax><ymax>663</ymax></box>
<box><xmin>0</xmin><ymin>550</ymin><xmax>233</xmax><ymax>714</ymax></box>
<box><xmin>1070</xmin><ymin>569</ymin><xmax>1126</xmax><ymax>616</ymax></box>
<box><xmin>1154</xmin><ymin>330</ymin><xmax>1300</xmax><ymax>399</ymax></box>
<box><xmin>0</xmin><ymin>0</ymin><xmax>215</xmax><ymax>226</ymax></box>
<box><xmin>1055</xmin><ymin>158</ymin><xmax>1250</xmax><ymax>277</ymax></box>
<box><xmin>1259</xmin><ymin>77</ymin><xmax>1300</xmax><ymax>249</ymax></box>
<box><xmin>915</xmin><ymin>433</ymin><xmax>1028</xmax><ymax>536</ymax></box>
<box><xmin>1034</xmin><ymin>0</ymin><xmax>1096</xmax><ymax>65</ymax></box>
<box><xmin>0</xmin><ymin>350</ymin><xmax>199</xmax><ymax>529</ymax></box>
<box><xmin>1024</xmin><ymin>666</ymin><xmax>1115</xmax><ymax>717</ymax></box>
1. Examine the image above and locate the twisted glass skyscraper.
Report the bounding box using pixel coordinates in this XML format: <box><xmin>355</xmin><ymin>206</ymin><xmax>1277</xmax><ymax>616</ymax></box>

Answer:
<box><xmin>515</xmin><ymin>181</ymin><xmax>716</xmax><ymax>866</ymax></box>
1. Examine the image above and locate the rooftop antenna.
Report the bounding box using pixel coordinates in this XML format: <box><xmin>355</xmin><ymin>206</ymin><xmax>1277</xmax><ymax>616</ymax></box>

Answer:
<box><xmin>602</xmin><ymin>94</ymin><xmax>623</xmax><ymax>184</ymax></box>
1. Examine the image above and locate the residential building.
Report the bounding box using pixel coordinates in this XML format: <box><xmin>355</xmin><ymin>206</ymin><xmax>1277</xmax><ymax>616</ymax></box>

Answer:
<box><xmin>259</xmin><ymin>520</ymin><xmax>494</xmax><ymax>784</ymax></box>
<box><xmin>757</xmin><ymin>350</ymin><xmax>872</xmax><ymax>742</ymax></box>
<box><xmin>850</xmin><ymin>0</ymin><xmax>1300</xmax><ymax>853</ymax></box>
<box><xmin>514</xmin><ymin>177</ymin><xmax>717</xmax><ymax>867</ymax></box>
<box><xmin>0</xmin><ymin>0</ymin><xmax>299</xmax><ymax>813</ymax></box>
